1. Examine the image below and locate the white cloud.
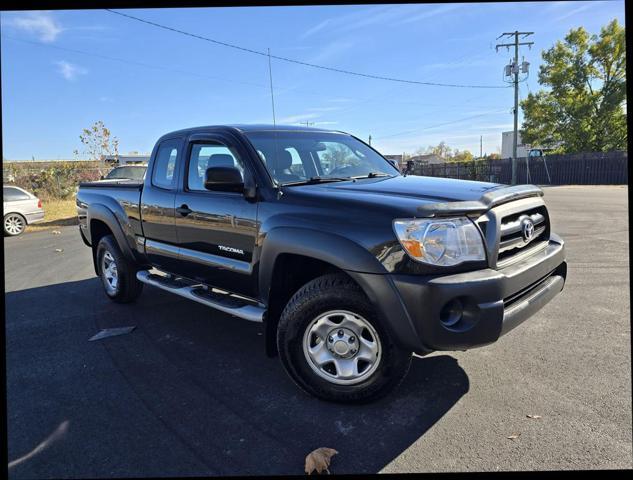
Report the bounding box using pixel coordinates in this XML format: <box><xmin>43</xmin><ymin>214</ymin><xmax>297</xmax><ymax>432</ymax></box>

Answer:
<box><xmin>8</xmin><ymin>11</ymin><xmax>63</xmax><ymax>43</ymax></box>
<box><xmin>554</xmin><ymin>2</ymin><xmax>596</xmax><ymax>21</ymax></box>
<box><xmin>300</xmin><ymin>4</ymin><xmax>421</xmax><ymax>40</ymax></box>
<box><xmin>279</xmin><ymin>112</ymin><xmax>320</xmax><ymax>124</ymax></box>
<box><xmin>300</xmin><ymin>18</ymin><xmax>332</xmax><ymax>40</ymax></box>
<box><xmin>308</xmin><ymin>106</ymin><xmax>341</xmax><ymax>112</ymax></box>
<box><xmin>307</xmin><ymin>40</ymin><xmax>356</xmax><ymax>65</ymax></box>
<box><xmin>328</xmin><ymin>97</ymin><xmax>354</xmax><ymax>103</ymax></box>
<box><xmin>397</xmin><ymin>4</ymin><xmax>462</xmax><ymax>25</ymax></box>
<box><xmin>55</xmin><ymin>60</ymin><xmax>87</xmax><ymax>81</ymax></box>
<box><xmin>419</xmin><ymin>55</ymin><xmax>498</xmax><ymax>72</ymax></box>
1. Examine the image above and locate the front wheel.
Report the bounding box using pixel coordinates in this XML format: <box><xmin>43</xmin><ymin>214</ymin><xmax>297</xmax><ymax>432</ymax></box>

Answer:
<box><xmin>277</xmin><ymin>273</ymin><xmax>412</xmax><ymax>403</ymax></box>
<box><xmin>95</xmin><ymin>235</ymin><xmax>143</xmax><ymax>303</ymax></box>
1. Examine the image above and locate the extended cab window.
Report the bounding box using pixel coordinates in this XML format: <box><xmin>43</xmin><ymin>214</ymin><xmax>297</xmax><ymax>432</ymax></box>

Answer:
<box><xmin>187</xmin><ymin>143</ymin><xmax>245</xmax><ymax>192</ymax></box>
<box><xmin>152</xmin><ymin>142</ymin><xmax>179</xmax><ymax>189</ymax></box>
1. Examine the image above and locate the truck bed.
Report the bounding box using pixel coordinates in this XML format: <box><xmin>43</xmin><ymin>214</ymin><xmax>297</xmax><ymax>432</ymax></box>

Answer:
<box><xmin>76</xmin><ymin>181</ymin><xmax>144</xmax><ymax>253</ymax></box>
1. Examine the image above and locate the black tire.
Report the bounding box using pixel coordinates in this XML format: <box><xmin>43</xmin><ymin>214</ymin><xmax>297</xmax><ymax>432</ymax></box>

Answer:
<box><xmin>4</xmin><ymin>213</ymin><xmax>27</xmax><ymax>236</ymax></box>
<box><xmin>277</xmin><ymin>273</ymin><xmax>412</xmax><ymax>403</ymax></box>
<box><xmin>95</xmin><ymin>234</ymin><xmax>143</xmax><ymax>303</ymax></box>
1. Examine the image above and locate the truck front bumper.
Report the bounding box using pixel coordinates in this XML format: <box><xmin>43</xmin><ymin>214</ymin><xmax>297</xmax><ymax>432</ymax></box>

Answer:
<box><xmin>361</xmin><ymin>234</ymin><xmax>566</xmax><ymax>354</ymax></box>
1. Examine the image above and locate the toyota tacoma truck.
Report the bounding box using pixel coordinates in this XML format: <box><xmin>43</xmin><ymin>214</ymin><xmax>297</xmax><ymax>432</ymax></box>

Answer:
<box><xmin>76</xmin><ymin>125</ymin><xmax>567</xmax><ymax>403</ymax></box>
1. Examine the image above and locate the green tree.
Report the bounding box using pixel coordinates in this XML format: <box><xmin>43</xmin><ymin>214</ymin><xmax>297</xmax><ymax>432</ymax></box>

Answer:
<box><xmin>520</xmin><ymin>19</ymin><xmax>626</xmax><ymax>153</ymax></box>
<box><xmin>450</xmin><ymin>149</ymin><xmax>474</xmax><ymax>162</ymax></box>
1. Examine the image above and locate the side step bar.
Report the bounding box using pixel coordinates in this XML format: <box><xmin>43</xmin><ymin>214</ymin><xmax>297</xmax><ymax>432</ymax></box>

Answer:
<box><xmin>136</xmin><ymin>270</ymin><xmax>264</xmax><ymax>323</ymax></box>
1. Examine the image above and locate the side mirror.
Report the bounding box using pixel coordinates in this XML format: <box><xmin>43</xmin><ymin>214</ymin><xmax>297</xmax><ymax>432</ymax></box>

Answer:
<box><xmin>403</xmin><ymin>160</ymin><xmax>414</xmax><ymax>176</ymax></box>
<box><xmin>204</xmin><ymin>166</ymin><xmax>244</xmax><ymax>193</ymax></box>
<box><xmin>387</xmin><ymin>159</ymin><xmax>400</xmax><ymax>171</ymax></box>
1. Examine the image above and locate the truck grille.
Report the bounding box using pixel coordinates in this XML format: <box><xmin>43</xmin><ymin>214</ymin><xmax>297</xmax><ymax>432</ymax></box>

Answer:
<box><xmin>496</xmin><ymin>206</ymin><xmax>549</xmax><ymax>265</ymax></box>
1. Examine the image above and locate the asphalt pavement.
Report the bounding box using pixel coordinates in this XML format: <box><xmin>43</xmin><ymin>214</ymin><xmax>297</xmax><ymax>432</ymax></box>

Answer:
<box><xmin>4</xmin><ymin>185</ymin><xmax>631</xmax><ymax>476</ymax></box>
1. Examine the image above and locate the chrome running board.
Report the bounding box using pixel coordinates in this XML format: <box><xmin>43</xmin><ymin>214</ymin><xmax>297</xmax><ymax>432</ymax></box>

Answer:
<box><xmin>136</xmin><ymin>270</ymin><xmax>264</xmax><ymax>323</ymax></box>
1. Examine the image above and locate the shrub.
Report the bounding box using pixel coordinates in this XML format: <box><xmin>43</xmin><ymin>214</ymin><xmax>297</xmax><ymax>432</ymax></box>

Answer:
<box><xmin>3</xmin><ymin>161</ymin><xmax>104</xmax><ymax>200</ymax></box>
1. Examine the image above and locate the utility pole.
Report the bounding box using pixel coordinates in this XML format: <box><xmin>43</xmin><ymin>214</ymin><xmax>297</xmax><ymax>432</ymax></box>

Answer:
<box><xmin>480</xmin><ymin>135</ymin><xmax>483</xmax><ymax>159</ymax></box>
<box><xmin>368</xmin><ymin>134</ymin><xmax>372</xmax><ymax>146</ymax></box>
<box><xmin>496</xmin><ymin>31</ymin><xmax>533</xmax><ymax>185</ymax></box>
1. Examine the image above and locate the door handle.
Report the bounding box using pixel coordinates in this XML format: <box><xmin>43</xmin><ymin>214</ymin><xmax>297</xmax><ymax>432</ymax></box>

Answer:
<box><xmin>176</xmin><ymin>204</ymin><xmax>192</xmax><ymax>217</ymax></box>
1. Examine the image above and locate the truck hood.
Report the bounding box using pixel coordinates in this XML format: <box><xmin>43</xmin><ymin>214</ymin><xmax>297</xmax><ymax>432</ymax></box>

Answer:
<box><xmin>281</xmin><ymin>175</ymin><xmax>510</xmax><ymax>218</ymax></box>
<box><xmin>314</xmin><ymin>175</ymin><xmax>502</xmax><ymax>202</ymax></box>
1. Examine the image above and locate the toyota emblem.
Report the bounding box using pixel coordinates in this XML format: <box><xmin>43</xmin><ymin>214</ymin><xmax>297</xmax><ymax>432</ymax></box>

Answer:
<box><xmin>521</xmin><ymin>218</ymin><xmax>535</xmax><ymax>242</ymax></box>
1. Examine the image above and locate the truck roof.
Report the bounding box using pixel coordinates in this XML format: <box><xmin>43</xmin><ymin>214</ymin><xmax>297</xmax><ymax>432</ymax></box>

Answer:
<box><xmin>156</xmin><ymin>124</ymin><xmax>345</xmax><ymax>142</ymax></box>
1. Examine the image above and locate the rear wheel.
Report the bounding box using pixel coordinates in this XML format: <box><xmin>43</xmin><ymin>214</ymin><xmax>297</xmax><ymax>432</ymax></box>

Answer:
<box><xmin>277</xmin><ymin>273</ymin><xmax>412</xmax><ymax>403</ymax></box>
<box><xmin>4</xmin><ymin>213</ymin><xmax>26</xmax><ymax>236</ymax></box>
<box><xmin>96</xmin><ymin>235</ymin><xmax>143</xmax><ymax>303</ymax></box>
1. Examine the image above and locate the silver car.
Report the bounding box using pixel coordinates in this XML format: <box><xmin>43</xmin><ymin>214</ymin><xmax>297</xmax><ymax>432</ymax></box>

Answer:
<box><xmin>3</xmin><ymin>185</ymin><xmax>45</xmax><ymax>236</ymax></box>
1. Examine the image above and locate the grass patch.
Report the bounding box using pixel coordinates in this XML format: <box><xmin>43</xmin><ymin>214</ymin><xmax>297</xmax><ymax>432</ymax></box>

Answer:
<box><xmin>27</xmin><ymin>198</ymin><xmax>78</xmax><ymax>232</ymax></box>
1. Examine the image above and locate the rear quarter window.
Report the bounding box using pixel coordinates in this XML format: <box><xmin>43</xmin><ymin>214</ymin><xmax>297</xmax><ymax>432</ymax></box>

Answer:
<box><xmin>3</xmin><ymin>187</ymin><xmax>30</xmax><ymax>201</ymax></box>
<box><xmin>152</xmin><ymin>141</ymin><xmax>180</xmax><ymax>189</ymax></box>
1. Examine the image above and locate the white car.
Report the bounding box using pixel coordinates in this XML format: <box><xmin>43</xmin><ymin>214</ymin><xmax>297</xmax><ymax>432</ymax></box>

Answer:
<box><xmin>3</xmin><ymin>185</ymin><xmax>45</xmax><ymax>236</ymax></box>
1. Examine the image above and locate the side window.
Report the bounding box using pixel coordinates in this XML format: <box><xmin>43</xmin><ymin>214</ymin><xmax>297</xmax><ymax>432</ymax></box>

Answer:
<box><xmin>3</xmin><ymin>187</ymin><xmax>30</xmax><ymax>201</ymax></box>
<box><xmin>152</xmin><ymin>141</ymin><xmax>179</xmax><ymax>189</ymax></box>
<box><xmin>187</xmin><ymin>143</ymin><xmax>244</xmax><ymax>192</ymax></box>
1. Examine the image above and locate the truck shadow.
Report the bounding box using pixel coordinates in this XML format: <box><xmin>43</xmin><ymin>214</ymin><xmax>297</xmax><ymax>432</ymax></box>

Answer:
<box><xmin>6</xmin><ymin>278</ymin><xmax>469</xmax><ymax>476</ymax></box>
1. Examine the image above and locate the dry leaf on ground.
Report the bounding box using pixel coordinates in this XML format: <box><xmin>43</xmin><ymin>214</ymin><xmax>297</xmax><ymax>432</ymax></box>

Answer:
<box><xmin>305</xmin><ymin>447</ymin><xmax>338</xmax><ymax>475</ymax></box>
<box><xmin>526</xmin><ymin>414</ymin><xmax>542</xmax><ymax>419</ymax></box>
<box><xmin>507</xmin><ymin>433</ymin><xmax>521</xmax><ymax>440</ymax></box>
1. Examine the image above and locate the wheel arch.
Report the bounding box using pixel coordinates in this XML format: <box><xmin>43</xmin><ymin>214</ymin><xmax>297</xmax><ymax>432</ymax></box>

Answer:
<box><xmin>87</xmin><ymin>205</ymin><xmax>136</xmax><ymax>275</ymax></box>
<box><xmin>259</xmin><ymin>227</ymin><xmax>386</xmax><ymax>357</ymax></box>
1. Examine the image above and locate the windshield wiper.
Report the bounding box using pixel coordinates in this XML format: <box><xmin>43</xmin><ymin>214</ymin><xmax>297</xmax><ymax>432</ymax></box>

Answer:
<box><xmin>352</xmin><ymin>172</ymin><xmax>393</xmax><ymax>179</ymax></box>
<box><xmin>282</xmin><ymin>176</ymin><xmax>353</xmax><ymax>186</ymax></box>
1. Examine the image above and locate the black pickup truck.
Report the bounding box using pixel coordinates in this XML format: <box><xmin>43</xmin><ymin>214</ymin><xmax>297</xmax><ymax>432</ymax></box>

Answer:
<box><xmin>77</xmin><ymin>125</ymin><xmax>567</xmax><ymax>403</ymax></box>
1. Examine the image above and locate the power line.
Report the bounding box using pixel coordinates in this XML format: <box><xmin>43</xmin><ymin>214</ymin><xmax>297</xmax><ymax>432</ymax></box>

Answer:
<box><xmin>105</xmin><ymin>8</ymin><xmax>510</xmax><ymax>90</ymax></box>
<box><xmin>2</xmin><ymin>34</ymin><xmax>506</xmax><ymax>124</ymax></box>
<box><xmin>1</xmin><ymin>34</ymin><xmax>268</xmax><ymax>90</ymax></box>
<box><xmin>375</xmin><ymin>109</ymin><xmax>508</xmax><ymax>140</ymax></box>
<box><xmin>1</xmin><ymin>34</ymin><xmax>346</xmax><ymax>101</ymax></box>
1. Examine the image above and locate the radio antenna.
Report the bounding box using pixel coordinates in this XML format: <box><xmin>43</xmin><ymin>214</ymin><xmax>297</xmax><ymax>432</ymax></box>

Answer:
<box><xmin>267</xmin><ymin>47</ymin><xmax>277</xmax><ymax>127</ymax></box>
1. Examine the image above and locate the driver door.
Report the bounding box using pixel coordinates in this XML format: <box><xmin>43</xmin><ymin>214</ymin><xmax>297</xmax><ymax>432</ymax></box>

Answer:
<box><xmin>174</xmin><ymin>135</ymin><xmax>258</xmax><ymax>298</ymax></box>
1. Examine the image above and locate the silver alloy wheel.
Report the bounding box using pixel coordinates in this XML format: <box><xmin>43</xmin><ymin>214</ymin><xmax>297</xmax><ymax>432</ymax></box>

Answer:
<box><xmin>4</xmin><ymin>214</ymin><xmax>25</xmax><ymax>235</ymax></box>
<box><xmin>101</xmin><ymin>250</ymin><xmax>119</xmax><ymax>295</ymax></box>
<box><xmin>302</xmin><ymin>310</ymin><xmax>381</xmax><ymax>385</ymax></box>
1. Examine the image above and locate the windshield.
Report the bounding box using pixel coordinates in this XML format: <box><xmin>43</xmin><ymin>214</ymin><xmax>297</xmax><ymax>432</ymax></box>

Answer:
<box><xmin>243</xmin><ymin>131</ymin><xmax>398</xmax><ymax>185</ymax></box>
<box><xmin>106</xmin><ymin>166</ymin><xmax>147</xmax><ymax>180</ymax></box>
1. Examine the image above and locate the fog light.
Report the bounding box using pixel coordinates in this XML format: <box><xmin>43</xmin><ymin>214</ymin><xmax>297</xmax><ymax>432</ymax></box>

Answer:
<box><xmin>440</xmin><ymin>298</ymin><xmax>463</xmax><ymax>327</ymax></box>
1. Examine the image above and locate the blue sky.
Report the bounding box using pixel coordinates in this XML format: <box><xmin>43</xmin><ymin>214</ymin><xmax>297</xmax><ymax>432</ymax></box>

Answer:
<box><xmin>0</xmin><ymin>1</ymin><xmax>625</xmax><ymax>160</ymax></box>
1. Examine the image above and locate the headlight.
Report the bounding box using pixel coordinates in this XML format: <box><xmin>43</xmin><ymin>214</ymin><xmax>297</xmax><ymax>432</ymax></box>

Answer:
<box><xmin>393</xmin><ymin>217</ymin><xmax>486</xmax><ymax>266</ymax></box>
